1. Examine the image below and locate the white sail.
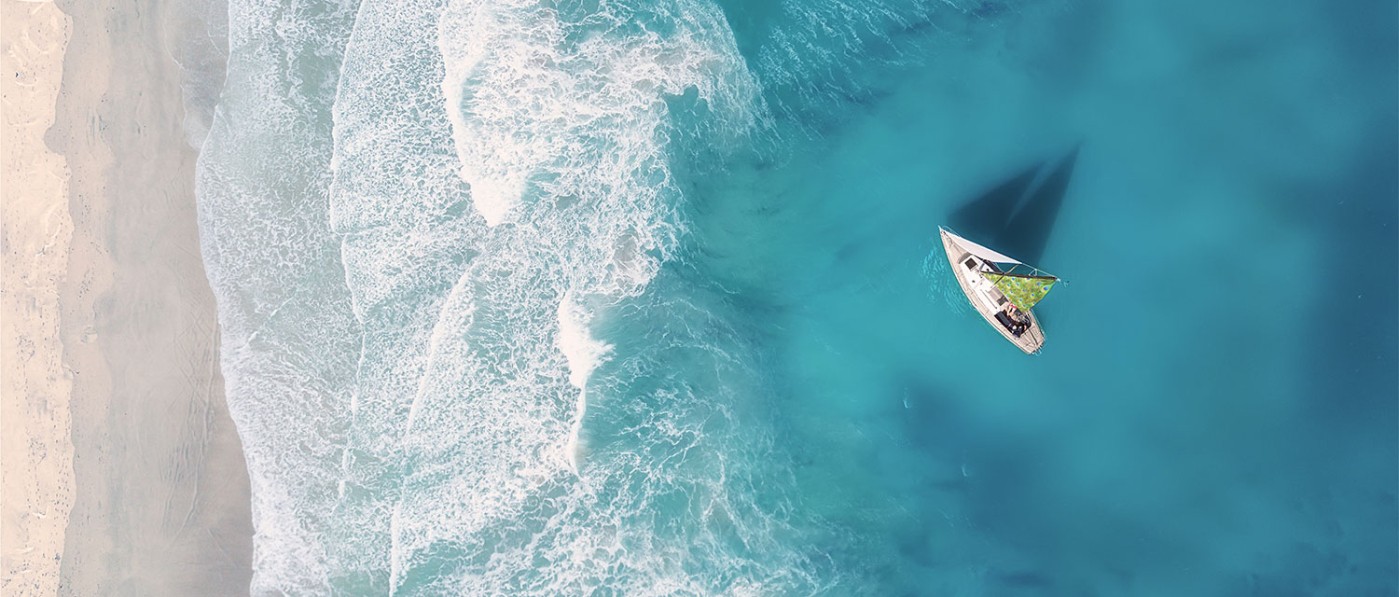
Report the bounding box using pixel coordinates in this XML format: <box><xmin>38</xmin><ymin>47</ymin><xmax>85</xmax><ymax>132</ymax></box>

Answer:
<box><xmin>942</xmin><ymin>228</ymin><xmax>1022</xmax><ymax>265</ymax></box>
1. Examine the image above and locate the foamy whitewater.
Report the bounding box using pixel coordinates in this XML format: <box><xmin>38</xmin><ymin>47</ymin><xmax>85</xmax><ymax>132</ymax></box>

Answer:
<box><xmin>194</xmin><ymin>0</ymin><xmax>1398</xmax><ymax>593</ymax></box>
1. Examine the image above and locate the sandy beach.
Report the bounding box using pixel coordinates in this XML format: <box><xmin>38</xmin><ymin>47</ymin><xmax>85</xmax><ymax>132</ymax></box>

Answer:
<box><xmin>2</xmin><ymin>2</ymin><xmax>75</xmax><ymax>594</ymax></box>
<box><xmin>2</xmin><ymin>0</ymin><xmax>253</xmax><ymax>594</ymax></box>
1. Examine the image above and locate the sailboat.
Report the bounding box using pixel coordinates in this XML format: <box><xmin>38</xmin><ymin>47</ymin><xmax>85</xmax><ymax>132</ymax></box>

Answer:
<box><xmin>939</xmin><ymin>226</ymin><xmax>1060</xmax><ymax>354</ymax></box>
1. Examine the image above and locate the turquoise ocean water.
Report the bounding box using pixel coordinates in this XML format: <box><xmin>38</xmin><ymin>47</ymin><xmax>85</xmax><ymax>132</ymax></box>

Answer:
<box><xmin>193</xmin><ymin>0</ymin><xmax>1397</xmax><ymax>593</ymax></box>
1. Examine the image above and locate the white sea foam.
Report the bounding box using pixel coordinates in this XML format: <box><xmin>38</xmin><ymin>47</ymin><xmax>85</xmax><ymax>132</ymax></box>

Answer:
<box><xmin>556</xmin><ymin>291</ymin><xmax>611</xmax><ymax>390</ymax></box>
<box><xmin>556</xmin><ymin>290</ymin><xmax>611</xmax><ymax>470</ymax></box>
<box><xmin>200</xmin><ymin>0</ymin><xmax>842</xmax><ymax>591</ymax></box>
<box><xmin>195</xmin><ymin>0</ymin><xmax>365</xmax><ymax>592</ymax></box>
<box><xmin>438</xmin><ymin>0</ymin><xmax>763</xmax><ymax>296</ymax></box>
<box><xmin>429</xmin><ymin>3</ymin><xmax>771</xmax><ymax>556</ymax></box>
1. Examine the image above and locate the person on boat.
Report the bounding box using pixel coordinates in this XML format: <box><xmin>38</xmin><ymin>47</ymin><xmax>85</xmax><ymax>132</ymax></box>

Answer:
<box><xmin>1002</xmin><ymin>304</ymin><xmax>1029</xmax><ymax>336</ymax></box>
<box><xmin>998</xmin><ymin>304</ymin><xmax>1025</xmax><ymax>336</ymax></box>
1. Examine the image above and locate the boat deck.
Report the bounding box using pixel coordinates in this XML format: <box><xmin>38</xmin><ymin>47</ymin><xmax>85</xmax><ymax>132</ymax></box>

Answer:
<box><xmin>940</xmin><ymin>229</ymin><xmax>1046</xmax><ymax>354</ymax></box>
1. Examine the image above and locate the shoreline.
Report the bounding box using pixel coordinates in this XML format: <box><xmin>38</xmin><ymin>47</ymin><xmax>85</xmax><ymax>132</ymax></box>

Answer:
<box><xmin>2</xmin><ymin>0</ymin><xmax>254</xmax><ymax>594</ymax></box>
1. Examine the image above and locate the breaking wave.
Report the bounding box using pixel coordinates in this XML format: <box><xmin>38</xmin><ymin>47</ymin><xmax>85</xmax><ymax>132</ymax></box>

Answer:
<box><xmin>196</xmin><ymin>0</ymin><xmax>852</xmax><ymax>592</ymax></box>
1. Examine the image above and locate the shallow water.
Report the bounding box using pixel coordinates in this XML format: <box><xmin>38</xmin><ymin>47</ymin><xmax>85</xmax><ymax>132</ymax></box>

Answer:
<box><xmin>194</xmin><ymin>0</ymin><xmax>1397</xmax><ymax>593</ymax></box>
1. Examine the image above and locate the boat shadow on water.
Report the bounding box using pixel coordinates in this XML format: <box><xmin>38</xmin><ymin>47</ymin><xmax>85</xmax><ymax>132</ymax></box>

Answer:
<box><xmin>946</xmin><ymin>145</ymin><xmax>1079</xmax><ymax>328</ymax></box>
<box><xmin>948</xmin><ymin>145</ymin><xmax>1079</xmax><ymax>267</ymax></box>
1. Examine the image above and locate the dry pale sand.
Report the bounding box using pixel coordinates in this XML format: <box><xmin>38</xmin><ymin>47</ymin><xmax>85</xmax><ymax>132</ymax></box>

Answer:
<box><xmin>3</xmin><ymin>0</ymin><xmax>253</xmax><ymax>594</ymax></box>
<box><xmin>2</xmin><ymin>2</ymin><xmax>75</xmax><ymax>595</ymax></box>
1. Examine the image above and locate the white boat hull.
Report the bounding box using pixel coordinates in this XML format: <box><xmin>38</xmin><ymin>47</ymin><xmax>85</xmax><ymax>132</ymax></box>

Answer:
<box><xmin>939</xmin><ymin>228</ymin><xmax>1046</xmax><ymax>354</ymax></box>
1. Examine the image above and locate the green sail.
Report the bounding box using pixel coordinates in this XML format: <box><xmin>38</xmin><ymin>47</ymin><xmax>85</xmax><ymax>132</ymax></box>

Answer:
<box><xmin>984</xmin><ymin>273</ymin><xmax>1057</xmax><ymax>311</ymax></box>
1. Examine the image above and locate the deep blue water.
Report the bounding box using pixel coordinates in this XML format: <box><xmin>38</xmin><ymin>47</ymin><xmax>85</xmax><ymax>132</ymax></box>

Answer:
<box><xmin>194</xmin><ymin>0</ymin><xmax>1397</xmax><ymax>593</ymax></box>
